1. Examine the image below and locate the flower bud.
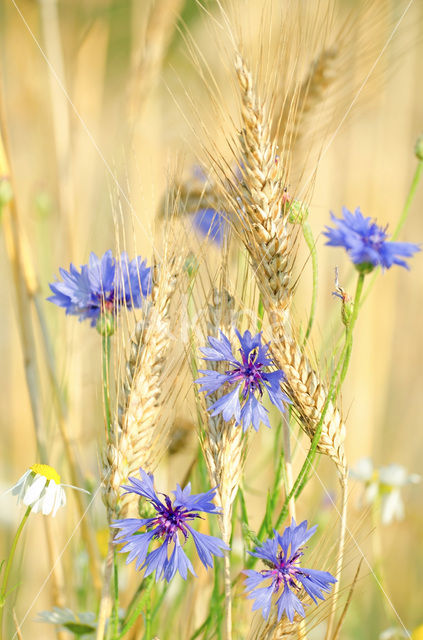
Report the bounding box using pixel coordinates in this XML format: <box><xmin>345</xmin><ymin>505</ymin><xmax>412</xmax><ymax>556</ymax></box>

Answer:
<box><xmin>288</xmin><ymin>199</ymin><xmax>309</xmax><ymax>224</ymax></box>
<box><xmin>96</xmin><ymin>311</ymin><xmax>115</xmax><ymax>337</ymax></box>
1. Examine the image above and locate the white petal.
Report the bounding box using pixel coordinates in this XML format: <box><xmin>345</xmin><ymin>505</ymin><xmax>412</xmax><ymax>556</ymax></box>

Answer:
<box><xmin>379</xmin><ymin>464</ymin><xmax>408</xmax><ymax>487</ymax></box>
<box><xmin>364</xmin><ymin>481</ymin><xmax>378</xmax><ymax>505</ymax></box>
<box><xmin>51</xmin><ymin>486</ymin><xmax>66</xmax><ymax>517</ymax></box>
<box><xmin>30</xmin><ymin>496</ymin><xmax>43</xmax><ymax>513</ymax></box>
<box><xmin>350</xmin><ymin>457</ymin><xmax>374</xmax><ymax>481</ymax></box>
<box><xmin>381</xmin><ymin>490</ymin><xmax>404</xmax><ymax>524</ymax></box>
<box><xmin>9</xmin><ymin>471</ymin><xmax>31</xmax><ymax>498</ymax></box>
<box><xmin>41</xmin><ymin>482</ymin><xmax>57</xmax><ymax>515</ymax></box>
<box><xmin>23</xmin><ymin>475</ymin><xmax>47</xmax><ymax>506</ymax></box>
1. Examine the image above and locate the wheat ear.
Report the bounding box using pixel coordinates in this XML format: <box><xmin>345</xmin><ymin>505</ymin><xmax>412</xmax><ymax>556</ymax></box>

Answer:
<box><xmin>247</xmin><ymin>612</ymin><xmax>300</xmax><ymax>640</ymax></box>
<box><xmin>233</xmin><ymin>55</ymin><xmax>346</xmax><ymax>477</ymax></box>
<box><xmin>120</xmin><ymin>251</ymin><xmax>183</xmax><ymax>516</ymax></box>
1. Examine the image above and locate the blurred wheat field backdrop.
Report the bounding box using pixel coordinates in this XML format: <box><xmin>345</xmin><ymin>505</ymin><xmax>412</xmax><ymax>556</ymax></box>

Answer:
<box><xmin>1</xmin><ymin>1</ymin><xmax>423</xmax><ymax>639</ymax></box>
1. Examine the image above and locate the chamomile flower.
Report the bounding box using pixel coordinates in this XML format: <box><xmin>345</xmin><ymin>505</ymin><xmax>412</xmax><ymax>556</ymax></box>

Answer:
<box><xmin>10</xmin><ymin>464</ymin><xmax>88</xmax><ymax>517</ymax></box>
<box><xmin>350</xmin><ymin>458</ymin><xmax>420</xmax><ymax>525</ymax></box>
<box><xmin>36</xmin><ymin>607</ymin><xmax>97</xmax><ymax>635</ymax></box>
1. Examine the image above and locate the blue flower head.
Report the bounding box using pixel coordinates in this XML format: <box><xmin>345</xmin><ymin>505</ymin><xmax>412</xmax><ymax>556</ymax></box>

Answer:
<box><xmin>323</xmin><ymin>207</ymin><xmax>420</xmax><ymax>272</ymax></box>
<box><xmin>193</xmin><ymin>208</ymin><xmax>228</xmax><ymax>246</ymax></box>
<box><xmin>48</xmin><ymin>251</ymin><xmax>151</xmax><ymax>327</ymax></box>
<box><xmin>111</xmin><ymin>469</ymin><xmax>228</xmax><ymax>582</ymax></box>
<box><xmin>195</xmin><ymin>329</ymin><xmax>290</xmax><ymax>432</ymax></box>
<box><xmin>244</xmin><ymin>519</ymin><xmax>336</xmax><ymax>622</ymax></box>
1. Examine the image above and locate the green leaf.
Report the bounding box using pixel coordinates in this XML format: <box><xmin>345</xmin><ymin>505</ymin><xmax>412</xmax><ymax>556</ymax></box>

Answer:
<box><xmin>63</xmin><ymin>621</ymin><xmax>96</xmax><ymax>635</ymax></box>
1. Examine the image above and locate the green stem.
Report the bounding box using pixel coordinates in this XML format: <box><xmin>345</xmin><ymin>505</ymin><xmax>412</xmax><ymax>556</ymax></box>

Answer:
<box><xmin>335</xmin><ymin>272</ymin><xmax>365</xmax><ymax>398</ymax></box>
<box><xmin>257</xmin><ymin>295</ymin><xmax>265</xmax><ymax>331</ymax></box>
<box><xmin>102</xmin><ymin>333</ymin><xmax>112</xmax><ymax>436</ymax></box>
<box><xmin>274</xmin><ymin>272</ymin><xmax>365</xmax><ymax>530</ymax></box>
<box><xmin>117</xmin><ymin>577</ymin><xmax>154</xmax><ymax>639</ymax></box>
<box><xmin>111</xmin><ymin>549</ymin><xmax>119</xmax><ymax>637</ymax></box>
<box><xmin>302</xmin><ymin>221</ymin><xmax>318</xmax><ymax>344</ymax></box>
<box><xmin>144</xmin><ymin>586</ymin><xmax>152</xmax><ymax>640</ymax></box>
<box><xmin>0</xmin><ymin>507</ymin><xmax>31</xmax><ymax>639</ymax></box>
<box><xmin>392</xmin><ymin>160</ymin><xmax>423</xmax><ymax>241</ymax></box>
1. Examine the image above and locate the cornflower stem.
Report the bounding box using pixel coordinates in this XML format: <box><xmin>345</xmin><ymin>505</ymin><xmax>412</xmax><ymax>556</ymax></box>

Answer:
<box><xmin>335</xmin><ymin>272</ymin><xmax>365</xmax><ymax>398</ymax></box>
<box><xmin>282</xmin><ymin>414</ymin><xmax>296</xmax><ymax>523</ymax></box>
<box><xmin>116</xmin><ymin>577</ymin><xmax>153</xmax><ymax>639</ymax></box>
<box><xmin>110</xmin><ymin>549</ymin><xmax>119</xmax><ymax>637</ymax></box>
<box><xmin>257</xmin><ymin>295</ymin><xmax>265</xmax><ymax>331</ymax></box>
<box><xmin>101</xmin><ymin>332</ymin><xmax>112</xmax><ymax>437</ymax></box>
<box><xmin>0</xmin><ymin>507</ymin><xmax>31</xmax><ymax>639</ymax></box>
<box><xmin>144</xmin><ymin>587</ymin><xmax>152</xmax><ymax>640</ymax></box>
<box><xmin>274</xmin><ymin>272</ymin><xmax>365</xmax><ymax>530</ymax></box>
<box><xmin>302</xmin><ymin>221</ymin><xmax>318</xmax><ymax>344</ymax></box>
<box><xmin>392</xmin><ymin>159</ymin><xmax>423</xmax><ymax>241</ymax></box>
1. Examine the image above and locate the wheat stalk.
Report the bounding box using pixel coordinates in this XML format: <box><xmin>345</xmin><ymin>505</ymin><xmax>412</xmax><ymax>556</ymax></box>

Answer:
<box><xmin>196</xmin><ymin>286</ymin><xmax>245</xmax><ymax>640</ymax></box>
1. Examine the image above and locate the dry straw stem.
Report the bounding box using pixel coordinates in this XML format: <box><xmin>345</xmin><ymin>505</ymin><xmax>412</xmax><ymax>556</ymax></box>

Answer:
<box><xmin>232</xmin><ymin>55</ymin><xmax>346</xmax><ymax>477</ymax></box>
<box><xmin>128</xmin><ymin>0</ymin><xmax>185</xmax><ymax>123</ymax></box>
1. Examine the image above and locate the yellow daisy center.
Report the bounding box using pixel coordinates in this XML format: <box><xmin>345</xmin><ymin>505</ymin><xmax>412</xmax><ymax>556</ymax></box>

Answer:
<box><xmin>30</xmin><ymin>463</ymin><xmax>61</xmax><ymax>485</ymax></box>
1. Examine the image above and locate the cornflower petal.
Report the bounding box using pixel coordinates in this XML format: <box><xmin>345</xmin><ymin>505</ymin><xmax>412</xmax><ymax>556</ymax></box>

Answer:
<box><xmin>248</xmin><ymin>584</ymin><xmax>275</xmax><ymax>620</ymax></box>
<box><xmin>185</xmin><ymin>526</ymin><xmax>229</xmax><ymax>569</ymax></box>
<box><xmin>173</xmin><ymin>484</ymin><xmax>221</xmax><ymax>514</ymax></box>
<box><xmin>165</xmin><ymin>539</ymin><xmax>196</xmax><ymax>581</ymax></box>
<box><xmin>276</xmin><ymin>586</ymin><xmax>305</xmax><ymax>622</ymax></box>
<box><xmin>200</xmin><ymin>333</ymin><xmax>237</xmax><ymax>363</ymax></box>
<box><xmin>208</xmin><ymin>385</ymin><xmax>242</xmax><ymax>423</ymax></box>
<box><xmin>143</xmin><ymin>542</ymin><xmax>170</xmax><ymax>581</ymax></box>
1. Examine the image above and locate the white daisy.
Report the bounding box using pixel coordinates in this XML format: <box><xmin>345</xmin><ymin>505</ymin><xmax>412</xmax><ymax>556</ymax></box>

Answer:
<box><xmin>10</xmin><ymin>464</ymin><xmax>88</xmax><ymax>517</ymax></box>
<box><xmin>350</xmin><ymin>458</ymin><xmax>420</xmax><ymax>525</ymax></box>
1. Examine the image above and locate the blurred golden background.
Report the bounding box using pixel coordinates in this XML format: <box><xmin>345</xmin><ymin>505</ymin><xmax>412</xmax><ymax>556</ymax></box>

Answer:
<box><xmin>0</xmin><ymin>0</ymin><xmax>422</xmax><ymax>638</ymax></box>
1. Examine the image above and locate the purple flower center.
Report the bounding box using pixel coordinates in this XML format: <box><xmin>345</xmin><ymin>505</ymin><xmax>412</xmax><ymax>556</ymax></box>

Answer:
<box><xmin>365</xmin><ymin>224</ymin><xmax>388</xmax><ymax>250</ymax></box>
<box><xmin>227</xmin><ymin>348</ymin><xmax>264</xmax><ymax>398</ymax></box>
<box><xmin>263</xmin><ymin>548</ymin><xmax>304</xmax><ymax>594</ymax></box>
<box><xmin>149</xmin><ymin>496</ymin><xmax>200</xmax><ymax>544</ymax></box>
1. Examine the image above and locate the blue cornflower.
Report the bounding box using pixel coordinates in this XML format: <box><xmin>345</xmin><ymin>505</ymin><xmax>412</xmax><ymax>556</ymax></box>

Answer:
<box><xmin>323</xmin><ymin>207</ymin><xmax>420</xmax><ymax>271</ymax></box>
<box><xmin>111</xmin><ymin>469</ymin><xmax>228</xmax><ymax>582</ymax></box>
<box><xmin>193</xmin><ymin>208</ymin><xmax>228</xmax><ymax>246</ymax></box>
<box><xmin>244</xmin><ymin>519</ymin><xmax>336</xmax><ymax>622</ymax></box>
<box><xmin>48</xmin><ymin>251</ymin><xmax>151</xmax><ymax>326</ymax></box>
<box><xmin>195</xmin><ymin>329</ymin><xmax>290</xmax><ymax>432</ymax></box>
